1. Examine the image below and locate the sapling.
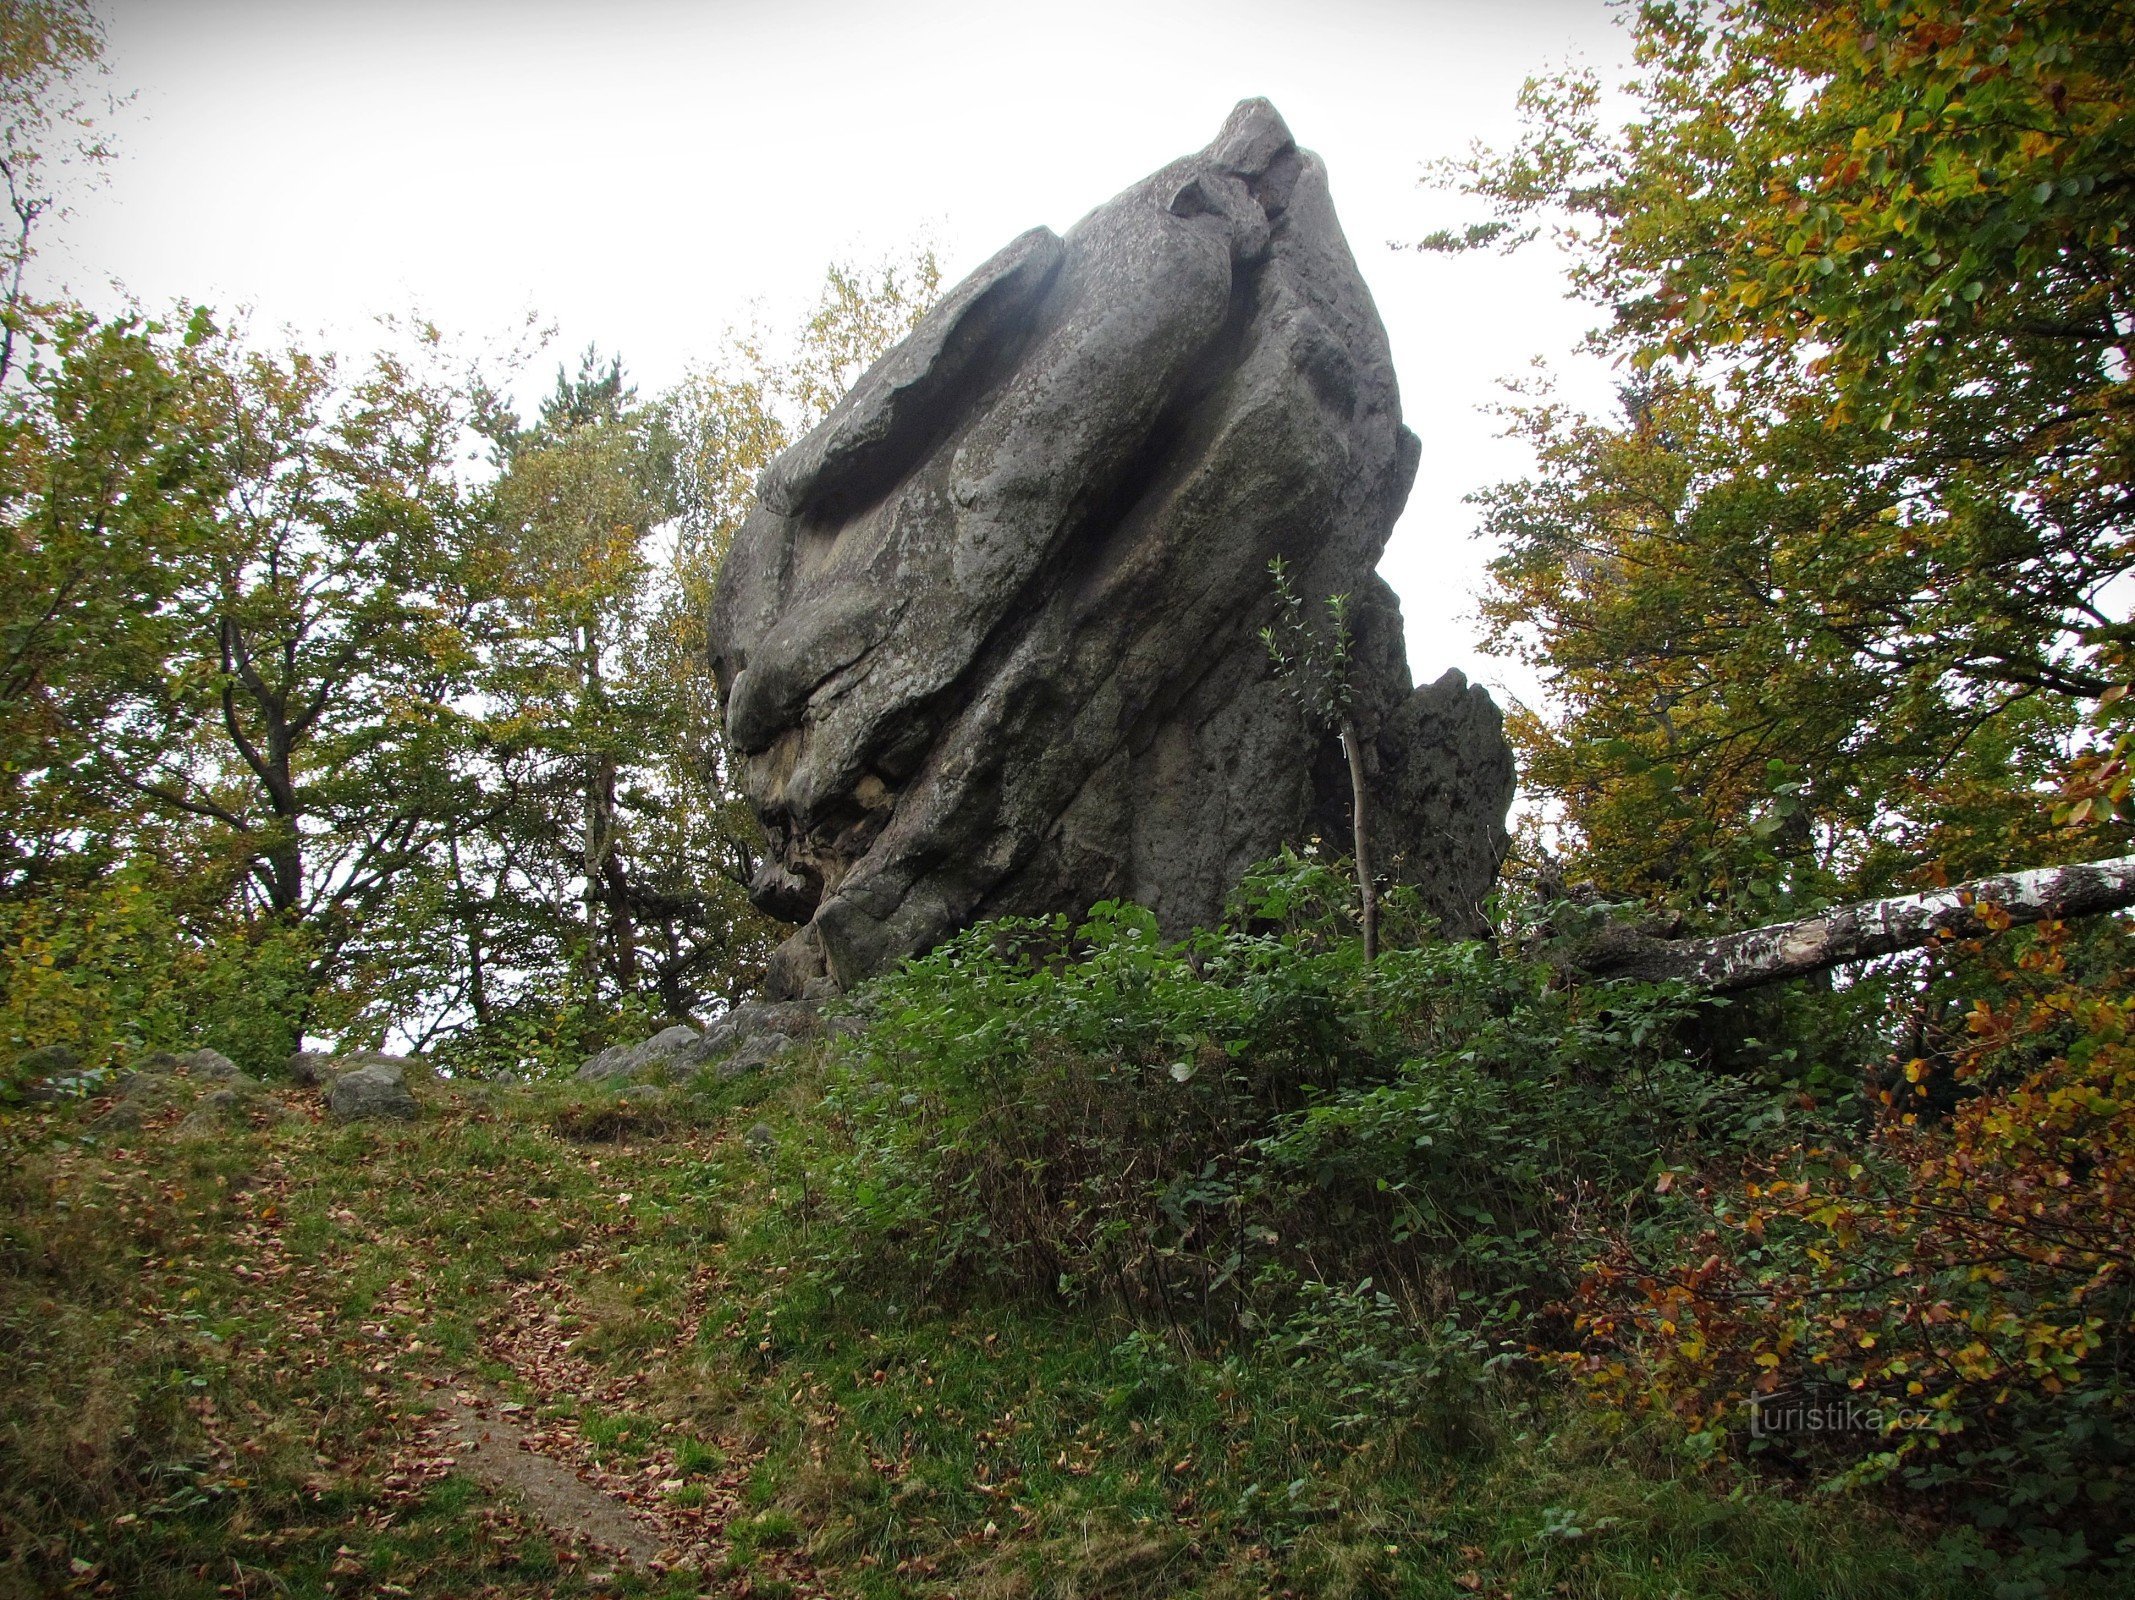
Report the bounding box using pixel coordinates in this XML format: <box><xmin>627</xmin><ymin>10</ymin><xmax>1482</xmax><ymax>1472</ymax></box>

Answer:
<box><xmin>1259</xmin><ymin>557</ymin><xmax>1377</xmax><ymax>963</ymax></box>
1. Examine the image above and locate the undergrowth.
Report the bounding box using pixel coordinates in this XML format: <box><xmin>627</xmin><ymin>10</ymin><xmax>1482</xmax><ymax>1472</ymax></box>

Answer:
<box><xmin>4</xmin><ymin>852</ymin><xmax>2124</xmax><ymax>1596</ymax></box>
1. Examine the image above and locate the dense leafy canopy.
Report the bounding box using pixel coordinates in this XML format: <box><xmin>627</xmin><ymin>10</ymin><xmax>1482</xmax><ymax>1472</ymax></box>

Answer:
<box><xmin>1419</xmin><ymin>0</ymin><xmax>2135</xmax><ymax>1565</ymax></box>
<box><xmin>1443</xmin><ymin>0</ymin><xmax>2133</xmax><ymax>905</ymax></box>
<box><xmin>0</xmin><ymin>0</ymin><xmax>940</xmax><ymax>1069</ymax></box>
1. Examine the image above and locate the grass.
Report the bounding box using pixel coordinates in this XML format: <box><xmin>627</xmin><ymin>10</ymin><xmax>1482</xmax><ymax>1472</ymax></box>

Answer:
<box><xmin>0</xmin><ymin>1048</ymin><xmax>2098</xmax><ymax>1597</ymax></box>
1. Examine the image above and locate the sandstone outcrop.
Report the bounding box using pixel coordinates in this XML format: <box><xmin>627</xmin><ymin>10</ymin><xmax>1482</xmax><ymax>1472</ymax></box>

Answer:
<box><xmin>709</xmin><ymin>99</ymin><xmax>1514</xmax><ymax>995</ymax></box>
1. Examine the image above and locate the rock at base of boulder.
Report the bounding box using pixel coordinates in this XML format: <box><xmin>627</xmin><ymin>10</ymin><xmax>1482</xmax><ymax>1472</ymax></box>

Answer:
<box><xmin>288</xmin><ymin>1051</ymin><xmax>339</xmax><ymax>1087</ymax></box>
<box><xmin>576</xmin><ymin>1025</ymin><xmax>710</xmax><ymax>1086</ymax></box>
<box><xmin>91</xmin><ymin>1100</ymin><xmax>145</xmax><ymax>1136</ymax></box>
<box><xmin>15</xmin><ymin>1042</ymin><xmax>80</xmax><ymax>1077</ymax></box>
<box><xmin>698</xmin><ymin>1000</ymin><xmax>818</xmax><ymax>1058</ymax></box>
<box><xmin>291</xmin><ymin>1049</ymin><xmax>426</xmax><ymax>1088</ymax></box>
<box><xmin>181</xmin><ymin>1048</ymin><xmax>244</xmax><ymax>1081</ymax></box>
<box><xmin>112</xmin><ymin>1052</ymin><xmax>265</xmax><ymax>1115</ymax></box>
<box><xmin>136</xmin><ymin>1048</ymin><xmax>246</xmax><ymax>1082</ymax></box>
<box><xmin>177</xmin><ymin>1086</ymin><xmax>257</xmax><ymax>1136</ymax></box>
<box><xmin>14</xmin><ymin>1043</ymin><xmax>84</xmax><ymax>1101</ymax></box>
<box><xmin>718</xmin><ymin>1033</ymin><xmax>797</xmax><ymax>1079</ymax></box>
<box><xmin>327</xmin><ymin>1062</ymin><xmax>418</xmax><ymax>1122</ymax></box>
<box><xmin>576</xmin><ymin>1004</ymin><xmax>825</xmax><ymax>1088</ymax></box>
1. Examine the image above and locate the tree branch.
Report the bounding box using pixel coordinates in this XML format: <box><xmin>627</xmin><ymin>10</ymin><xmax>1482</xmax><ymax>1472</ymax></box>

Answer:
<box><xmin>1567</xmin><ymin>855</ymin><xmax>2135</xmax><ymax>993</ymax></box>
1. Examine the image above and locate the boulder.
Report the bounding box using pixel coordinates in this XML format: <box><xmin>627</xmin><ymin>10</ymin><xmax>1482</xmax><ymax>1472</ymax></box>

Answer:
<box><xmin>699</xmin><ymin>1000</ymin><xmax>819</xmax><ymax>1056</ymax></box>
<box><xmin>326</xmin><ymin>1062</ymin><xmax>418</xmax><ymax>1122</ymax></box>
<box><xmin>577</xmin><ymin>1004</ymin><xmax>824</xmax><ymax>1086</ymax></box>
<box><xmin>290</xmin><ymin>1049</ymin><xmax>422</xmax><ymax>1089</ymax></box>
<box><xmin>718</xmin><ymin>1033</ymin><xmax>797</xmax><ymax>1080</ymax></box>
<box><xmin>91</xmin><ymin>1101</ymin><xmax>145</xmax><ymax>1136</ymax></box>
<box><xmin>707</xmin><ymin>98</ymin><xmax>1514</xmax><ymax>997</ymax></box>
<box><xmin>119</xmin><ymin>1067</ymin><xmax>181</xmax><ymax>1103</ymax></box>
<box><xmin>15</xmin><ymin>1042</ymin><xmax>80</xmax><ymax>1075</ymax></box>
<box><xmin>177</xmin><ymin>1048</ymin><xmax>244</xmax><ymax>1082</ymax></box>
<box><xmin>576</xmin><ymin>1025</ymin><xmax>713</xmax><ymax>1085</ymax></box>
<box><xmin>287</xmin><ymin>1051</ymin><xmax>341</xmax><ymax>1088</ymax></box>
<box><xmin>132</xmin><ymin>1047</ymin><xmax>246</xmax><ymax>1081</ymax></box>
<box><xmin>178</xmin><ymin>1086</ymin><xmax>255</xmax><ymax>1136</ymax></box>
<box><xmin>114</xmin><ymin>1051</ymin><xmax>261</xmax><ymax>1108</ymax></box>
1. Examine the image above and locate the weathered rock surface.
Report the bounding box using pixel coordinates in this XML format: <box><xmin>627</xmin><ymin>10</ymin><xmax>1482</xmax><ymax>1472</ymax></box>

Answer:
<box><xmin>289</xmin><ymin>1049</ymin><xmax>423</xmax><ymax>1089</ymax></box>
<box><xmin>703</xmin><ymin>1000</ymin><xmax>819</xmax><ymax>1053</ymax></box>
<box><xmin>135</xmin><ymin>1047</ymin><xmax>245</xmax><ymax>1082</ymax></box>
<box><xmin>576</xmin><ymin>1025</ymin><xmax>712</xmax><ymax>1085</ymax></box>
<box><xmin>14</xmin><ymin>1043</ymin><xmax>84</xmax><ymax>1102</ymax></box>
<box><xmin>327</xmin><ymin>1062</ymin><xmax>418</xmax><ymax>1122</ymax></box>
<box><xmin>116</xmin><ymin>1050</ymin><xmax>259</xmax><ymax>1105</ymax></box>
<box><xmin>574</xmin><ymin>1001</ymin><xmax>822</xmax><ymax>1087</ymax></box>
<box><xmin>708</xmin><ymin>98</ymin><xmax>1514</xmax><ymax>996</ymax></box>
<box><xmin>718</xmin><ymin>1033</ymin><xmax>797</xmax><ymax>1079</ymax></box>
<box><xmin>178</xmin><ymin>1085</ymin><xmax>260</xmax><ymax>1136</ymax></box>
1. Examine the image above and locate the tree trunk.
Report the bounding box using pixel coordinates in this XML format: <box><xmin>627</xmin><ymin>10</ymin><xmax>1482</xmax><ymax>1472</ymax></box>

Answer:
<box><xmin>603</xmin><ymin>833</ymin><xmax>639</xmax><ymax>989</ymax></box>
<box><xmin>448</xmin><ymin>836</ymin><xmax>490</xmax><ymax>1028</ymax></box>
<box><xmin>578</xmin><ymin>623</ymin><xmax>611</xmax><ymax>1010</ymax></box>
<box><xmin>1565</xmin><ymin>854</ymin><xmax>2135</xmax><ymax>993</ymax></box>
<box><xmin>581</xmin><ymin>756</ymin><xmax>608</xmax><ymax>1006</ymax></box>
<box><xmin>1337</xmin><ymin>713</ymin><xmax>1377</xmax><ymax>964</ymax></box>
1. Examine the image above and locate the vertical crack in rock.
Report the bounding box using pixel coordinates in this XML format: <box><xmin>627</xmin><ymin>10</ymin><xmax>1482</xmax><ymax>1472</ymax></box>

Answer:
<box><xmin>707</xmin><ymin>98</ymin><xmax>1516</xmax><ymax>996</ymax></box>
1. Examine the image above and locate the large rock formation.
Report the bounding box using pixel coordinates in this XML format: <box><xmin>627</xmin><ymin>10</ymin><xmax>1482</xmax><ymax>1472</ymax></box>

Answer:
<box><xmin>708</xmin><ymin>98</ymin><xmax>1514</xmax><ymax>996</ymax></box>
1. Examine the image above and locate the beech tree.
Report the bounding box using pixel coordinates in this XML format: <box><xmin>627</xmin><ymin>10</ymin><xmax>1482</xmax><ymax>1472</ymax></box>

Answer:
<box><xmin>1437</xmin><ymin>0</ymin><xmax>2134</xmax><ymax>906</ymax></box>
<box><xmin>440</xmin><ymin>256</ymin><xmax>943</xmax><ymax>1053</ymax></box>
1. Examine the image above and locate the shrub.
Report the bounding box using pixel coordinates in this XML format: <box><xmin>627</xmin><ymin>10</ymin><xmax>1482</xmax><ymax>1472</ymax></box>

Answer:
<box><xmin>1569</xmin><ymin>916</ymin><xmax>2135</xmax><ymax>1573</ymax></box>
<box><xmin>798</xmin><ymin>852</ymin><xmax>1791</xmax><ymax>1361</ymax></box>
<box><xmin>1</xmin><ymin>869</ymin><xmax>314</xmax><ymax>1087</ymax></box>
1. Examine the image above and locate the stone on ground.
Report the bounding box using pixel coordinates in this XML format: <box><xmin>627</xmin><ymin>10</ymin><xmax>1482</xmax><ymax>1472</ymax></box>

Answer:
<box><xmin>327</xmin><ymin>1061</ymin><xmax>419</xmax><ymax>1122</ymax></box>
<box><xmin>576</xmin><ymin>1025</ymin><xmax>713</xmax><ymax>1085</ymax></box>
<box><xmin>576</xmin><ymin>1003</ymin><xmax>823</xmax><ymax>1086</ymax></box>
<box><xmin>290</xmin><ymin>1049</ymin><xmax>424</xmax><ymax>1088</ymax></box>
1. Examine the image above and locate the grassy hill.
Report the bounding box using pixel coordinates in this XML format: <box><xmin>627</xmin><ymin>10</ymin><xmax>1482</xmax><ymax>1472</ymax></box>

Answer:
<box><xmin>15</xmin><ymin>869</ymin><xmax>2098</xmax><ymax>1598</ymax></box>
<box><xmin>6</xmin><ymin>1047</ymin><xmax>1978</xmax><ymax>1600</ymax></box>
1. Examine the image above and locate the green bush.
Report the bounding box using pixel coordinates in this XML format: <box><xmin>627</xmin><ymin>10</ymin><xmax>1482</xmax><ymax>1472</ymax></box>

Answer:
<box><xmin>796</xmin><ymin>852</ymin><xmax>1799</xmax><ymax>1367</ymax></box>
<box><xmin>1</xmin><ymin>869</ymin><xmax>315</xmax><ymax>1086</ymax></box>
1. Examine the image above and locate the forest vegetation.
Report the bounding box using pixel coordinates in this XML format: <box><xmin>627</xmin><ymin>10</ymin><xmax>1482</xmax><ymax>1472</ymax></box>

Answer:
<box><xmin>5</xmin><ymin>2</ymin><xmax>2133</xmax><ymax>1597</ymax></box>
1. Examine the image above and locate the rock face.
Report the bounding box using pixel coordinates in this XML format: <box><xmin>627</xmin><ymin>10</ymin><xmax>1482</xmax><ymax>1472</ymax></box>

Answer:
<box><xmin>708</xmin><ymin>98</ymin><xmax>1514</xmax><ymax>996</ymax></box>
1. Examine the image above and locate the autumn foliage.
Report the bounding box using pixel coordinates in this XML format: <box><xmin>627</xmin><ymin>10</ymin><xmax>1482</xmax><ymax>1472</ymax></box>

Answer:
<box><xmin>1437</xmin><ymin>0</ymin><xmax>2135</xmax><ymax>1567</ymax></box>
<box><xmin>1565</xmin><ymin>917</ymin><xmax>2134</xmax><ymax>1550</ymax></box>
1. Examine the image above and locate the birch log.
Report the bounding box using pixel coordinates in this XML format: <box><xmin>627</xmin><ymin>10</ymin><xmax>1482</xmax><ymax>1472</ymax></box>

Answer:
<box><xmin>1569</xmin><ymin>855</ymin><xmax>2135</xmax><ymax>993</ymax></box>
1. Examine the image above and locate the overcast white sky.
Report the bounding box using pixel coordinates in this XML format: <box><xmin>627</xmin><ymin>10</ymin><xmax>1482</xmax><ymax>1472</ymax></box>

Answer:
<box><xmin>58</xmin><ymin>0</ymin><xmax>1631</xmax><ymax>709</ymax></box>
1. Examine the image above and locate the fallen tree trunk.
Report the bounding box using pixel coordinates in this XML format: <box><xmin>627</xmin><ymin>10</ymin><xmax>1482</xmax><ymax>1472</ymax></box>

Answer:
<box><xmin>1568</xmin><ymin>854</ymin><xmax>2135</xmax><ymax>994</ymax></box>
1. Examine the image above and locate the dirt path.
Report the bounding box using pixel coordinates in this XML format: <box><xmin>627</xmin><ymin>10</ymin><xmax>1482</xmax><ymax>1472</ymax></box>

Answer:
<box><xmin>228</xmin><ymin>1104</ymin><xmax>829</xmax><ymax>1597</ymax></box>
<box><xmin>462</xmin><ymin>1240</ymin><xmax>830</xmax><ymax>1593</ymax></box>
<box><xmin>415</xmin><ymin>1384</ymin><xmax>669</xmax><ymax>1569</ymax></box>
